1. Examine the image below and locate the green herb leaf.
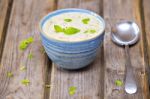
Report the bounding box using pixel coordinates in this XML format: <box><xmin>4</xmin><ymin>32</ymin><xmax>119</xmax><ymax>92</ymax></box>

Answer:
<box><xmin>68</xmin><ymin>86</ymin><xmax>77</xmax><ymax>96</ymax></box>
<box><xmin>28</xmin><ymin>53</ymin><xmax>33</xmax><ymax>59</ymax></box>
<box><xmin>82</xmin><ymin>18</ymin><xmax>90</xmax><ymax>24</ymax></box>
<box><xmin>115</xmin><ymin>80</ymin><xmax>123</xmax><ymax>86</ymax></box>
<box><xmin>54</xmin><ymin>25</ymin><xmax>63</xmax><ymax>32</ymax></box>
<box><xmin>21</xmin><ymin>79</ymin><xmax>30</xmax><ymax>86</ymax></box>
<box><xmin>84</xmin><ymin>29</ymin><xmax>96</xmax><ymax>34</ymax></box>
<box><xmin>19</xmin><ymin>41</ymin><xmax>28</xmax><ymax>50</ymax></box>
<box><xmin>26</xmin><ymin>37</ymin><xmax>34</xmax><ymax>43</ymax></box>
<box><xmin>90</xmin><ymin>29</ymin><xmax>96</xmax><ymax>33</ymax></box>
<box><xmin>64</xmin><ymin>27</ymin><xmax>80</xmax><ymax>35</ymax></box>
<box><xmin>64</xmin><ymin>18</ymin><xmax>72</xmax><ymax>22</ymax></box>
<box><xmin>19</xmin><ymin>37</ymin><xmax>34</xmax><ymax>50</ymax></box>
<box><xmin>20</xmin><ymin>66</ymin><xmax>26</xmax><ymax>71</ymax></box>
<box><xmin>7</xmin><ymin>72</ymin><xmax>13</xmax><ymax>77</ymax></box>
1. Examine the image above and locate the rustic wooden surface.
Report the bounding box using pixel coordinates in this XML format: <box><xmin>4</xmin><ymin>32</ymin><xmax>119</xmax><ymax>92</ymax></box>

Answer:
<box><xmin>0</xmin><ymin>0</ymin><xmax>150</xmax><ymax>99</ymax></box>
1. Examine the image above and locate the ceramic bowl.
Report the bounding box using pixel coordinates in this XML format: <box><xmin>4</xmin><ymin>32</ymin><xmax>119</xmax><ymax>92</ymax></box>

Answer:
<box><xmin>40</xmin><ymin>8</ymin><xmax>105</xmax><ymax>70</ymax></box>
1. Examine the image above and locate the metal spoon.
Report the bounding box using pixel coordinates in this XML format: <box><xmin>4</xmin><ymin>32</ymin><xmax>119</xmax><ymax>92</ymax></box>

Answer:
<box><xmin>111</xmin><ymin>20</ymin><xmax>140</xmax><ymax>94</ymax></box>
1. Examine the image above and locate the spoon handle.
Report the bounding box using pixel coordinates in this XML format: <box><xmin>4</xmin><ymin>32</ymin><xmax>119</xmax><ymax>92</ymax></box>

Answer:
<box><xmin>124</xmin><ymin>45</ymin><xmax>137</xmax><ymax>94</ymax></box>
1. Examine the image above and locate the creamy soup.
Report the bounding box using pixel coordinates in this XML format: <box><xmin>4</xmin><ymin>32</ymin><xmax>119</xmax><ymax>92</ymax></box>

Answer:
<box><xmin>42</xmin><ymin>12</ymin><xmax>104</xmax><ymax>42</ymax></box>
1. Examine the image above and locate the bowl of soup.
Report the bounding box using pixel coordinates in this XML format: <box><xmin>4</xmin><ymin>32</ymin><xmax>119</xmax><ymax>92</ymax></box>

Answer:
<box><xmin>40</xmin><ymin>8</ymin><xmax>105</xmax><ymax>70</ymax></box>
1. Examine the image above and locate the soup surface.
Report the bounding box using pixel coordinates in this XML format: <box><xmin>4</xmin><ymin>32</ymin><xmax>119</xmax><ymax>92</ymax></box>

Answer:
<box><xmin>42</xmin><ymin>12</ymin><xmax>104</xmax><ymax>42</ymax></box>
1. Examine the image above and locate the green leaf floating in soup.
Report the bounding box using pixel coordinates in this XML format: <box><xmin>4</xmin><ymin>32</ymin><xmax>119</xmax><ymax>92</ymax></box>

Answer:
<box><xmin>82</xmin><ymin>18</ymin><xmax>90</xmax><ymax>24</ymax></box>
<box><xmin>54</xmin><ymin>25</ymin><xmax>80</xmax><ymax>35</ymax></box>
<box><xmin>54</xmin><ymin>25</ymin><xmax>63</xmax><ymax>32</ymax></box>
<box><xmin>64</xmin><ymin>18</ymin><xmax>72</xmax><ymax>22</ymax></box>
<box><xmin>64</xmin><ymin>27</ymin><xmax>80</xmax><ymax>35</ymax></box>
<box><xmin>84</xmin><ymin>29</ymin><xmax>96</xmax><ymax>34</ymax></box>
<box><xmin>89</xmin><ymin>29</ymin><xmax>96</xmax><ymax>33</ymax></box>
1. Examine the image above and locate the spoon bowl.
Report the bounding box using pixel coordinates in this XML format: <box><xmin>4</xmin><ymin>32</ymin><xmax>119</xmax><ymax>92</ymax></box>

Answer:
<box><xmin>111</xmin><ymin>21</ymin><xmax>140</xmax><ymax>46</ymax></box>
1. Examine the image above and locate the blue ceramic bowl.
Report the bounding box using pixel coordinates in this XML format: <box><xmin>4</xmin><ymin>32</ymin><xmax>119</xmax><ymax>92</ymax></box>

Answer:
<box><xmin>40</xmin><ymin>8</ymin><xmax>105</xmax><ymax>70</ymax></box>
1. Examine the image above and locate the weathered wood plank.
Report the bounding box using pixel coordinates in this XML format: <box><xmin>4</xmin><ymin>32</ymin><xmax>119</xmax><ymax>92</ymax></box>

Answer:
<box><xmin>57</xmin><ymin>0</ymin><xmax>101</xmax><ymax>14</ymax></box>
<box><xmin>142</xmin><ymin>0</ymin><xmax>150</xmax><ymax>86</ymax></box>
<box><xmin>49</xmin><ymin>0</ymin><xmax>104</xmax><ymax>99</ymax></box>
<box><xmin>103</xmin><ymin>0</ymin><xmax>150</xmax><ymax>98</ymax></box>
<box><xmin>0</xmin><ymin>0</ymin><xmax>55</xmax><ymax>99</ymax></box>
<box><xmin>0</xmin><ymin>0</ymin><xmax>13</xmax><ymax>59</ymax></box>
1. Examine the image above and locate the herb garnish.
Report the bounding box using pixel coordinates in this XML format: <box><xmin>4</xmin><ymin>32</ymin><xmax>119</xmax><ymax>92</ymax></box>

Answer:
<box><xmin>64</xmin><ymin>27</ymin><xmax>80</xmax><ymax>35</ymax></box>
<box><xmin>84</xmin><ymin>29</ymin><xmax>96</xmax><ymax>34</ymax></box>
<box><xmin>28</xmin><ymin>53</ymin><xmax>33</xmax><ymax>59</ymax></box>
<box><xmin>89</xmin><ymin>29</ymin><xmax>96</xmax><ymax>33</ymax></box>
<box><xmin>82</xmin><ymin>18</ymin><xmax>90</xmax><ymax>24</ymax></box>
<box><xmin>54</xmin><ymin>25</ymin><xmax>80</xmax><ymax>35</ymax></box>
<box><xmin>64</xmin><ymin>18</ymin><xmax>72</xmax><ymax>22</ymax></box>
<box><xmin>19</xmin><ymin>37</ymin><xmax>34</xmax><ymax>50</ymax></box>
<box><xmin>27</xmin><ymin>37</ymin><xmax>34</xmax><ymax>43</ymax></box>
<box><xmin>115</xmin><ymin>80</ymin><xmax>123</xmax><ymax>86</ymax></box>
<box><xmin>54</xmin><ymin>25</ymin><xmax>63</xmax><ymax>32</ymax></box>
<box><xmin>68</xmin><ymin>86</ymin><xmax>77</xmax><ymax>96</ymax></box>
<box><xmin>7</xmin><ymin>72</ymin><xmax>13</xmax><ymax>77</ymax></box>
<box><xmin>21</xmin><ymin>79</ymin><xmax>30</xmax><ymax>86</ymax></box>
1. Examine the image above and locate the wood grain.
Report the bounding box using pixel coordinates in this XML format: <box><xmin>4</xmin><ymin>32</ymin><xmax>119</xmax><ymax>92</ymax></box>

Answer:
<box><xmin>103</xmin><ymin>0</ymin><xmax>150</xmax><ymax>98</ymax></box>
<box><xmin>0</xmin><ymin>0</ymin><xmax>55</xmax><ymax>99</ymax></box>
<box><xmin>49</xmin><ymin>0</ymin><xmax>104</xmax><ymax>99</ymax></box>
<box><xmin>142</xmin><ymin>0</ymin><xmax>150</xmax><ymax>86</ymax></box>
<box><xmin>0</xmin><ymin>0</ymin><xmax>13</xmax><ymax>60</ymax></box>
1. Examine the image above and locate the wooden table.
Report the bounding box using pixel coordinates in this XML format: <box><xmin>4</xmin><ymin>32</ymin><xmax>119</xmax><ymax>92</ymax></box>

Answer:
<box><xmin>0</xmin><ymin>0</ymin><xmax>150</xmax><ymax>99</ymax></box>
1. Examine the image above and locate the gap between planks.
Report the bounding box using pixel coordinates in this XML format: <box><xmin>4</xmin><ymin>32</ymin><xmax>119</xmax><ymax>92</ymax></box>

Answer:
<box><xmin>0</xmin><ymin>0</ymin><xmax>13</xmax><ymax>62</ymax></box>
<box><xmin>44</xmin><ymin>1</ymin><xmax>58</xmax><ymax>99</ymax></box>
<box><xmin>140</xmin><ymin>0</ymin><xmax>150</xmax><ymax>89</ymax></box>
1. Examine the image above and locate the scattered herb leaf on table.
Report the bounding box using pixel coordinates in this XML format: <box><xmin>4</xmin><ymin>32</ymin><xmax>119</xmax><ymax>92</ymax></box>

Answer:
<box><xmin>69</xmin><ymin>86</ymin><xmax>77</xmax><ymax>96</ymax></box>
<box><xmin>7</xmin><ymin>72</ymin><xmax>13</xmax><ymax>77</ymax></box>
<box><xmin>21</xmin><ymin>79</ymin><xmax>30</xmax><ymax>86</ymax></box>
<box><xmin>115</xmin><ymin>80</ymin><xmax>123</xmax><ymax>86</ymax></box>
<box><xmin>19</xmin><ymin>37</ymin><xmax>34</xmax><ymax>50</ymax></box>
